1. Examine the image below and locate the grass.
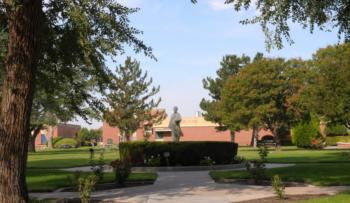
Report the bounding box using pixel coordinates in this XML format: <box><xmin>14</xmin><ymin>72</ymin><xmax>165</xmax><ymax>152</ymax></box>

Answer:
<box><xmin>27</xmin><ymin>147</ymin><xmax>119</xmax><ymax>169</ymax></box>
<box><xmin>210</xmin><ymin>163</ymin><xmax>350</xmax><ymax>186</ymax></box>
<box><xmin>238</xmin><ymin>146</ymin><xmax>350</xmax><ymax>163</ymax></box>
<box><xmin>297</xmin><ymin>191</ymin><xmax>350</xmax><ymax>203</ymax></box>
<box><xmin>27</xmin><ymin>169</ymin><xmax>157</xmax><ymax>192</ymax></box>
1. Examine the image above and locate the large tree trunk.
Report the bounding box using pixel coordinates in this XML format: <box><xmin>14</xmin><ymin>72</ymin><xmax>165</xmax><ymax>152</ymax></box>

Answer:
<box><xmin>47</xmin><ymin>126</ymin><xmax>53</xmax><ymax>149</ymax></box>
<box><xmin>272</xmin><ymin>126</ymin><xmax>281</xmax><ymax>150</ymax></box>
<box><xmin>0</xmin><ymin>1</ymin><xmax>42</xmax><ymax>202</ymax></box>
<box><xmin>28</xmin><ymin>135</ymin><xmax>36</xmax><ymax>153</ymax></box>
<box><xmin>28</xmin><ymin>126</ymin><xmax>42</xmax><ymax>153</ymax></box>
<box><xmin>251</xmin><ymin>126</ymin><xmax>259</xmax><ymax>148</ymax></box>
<box><xmin>230</xmin><ymin>130</ymin><xmax>235</xmax><ymax>143</ymax></box>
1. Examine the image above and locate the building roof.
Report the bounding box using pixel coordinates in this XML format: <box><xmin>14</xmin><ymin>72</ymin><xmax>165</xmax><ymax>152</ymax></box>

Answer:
<box><xmin>153</xmin><ymin>116</ymin><xmax>219</xmax><ymax>128</ymax></box>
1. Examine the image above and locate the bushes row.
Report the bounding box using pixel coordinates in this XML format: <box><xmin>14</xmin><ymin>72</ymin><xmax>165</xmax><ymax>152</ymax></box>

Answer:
<box><xmin>326</xmin><ymin>136</ymin><xmax>350</xmax><ymax>146</ymax></box>
<box><xmin>119</xmin><ymin>141</ymin><xmax>238</xmax><ymax>166</ymax></box>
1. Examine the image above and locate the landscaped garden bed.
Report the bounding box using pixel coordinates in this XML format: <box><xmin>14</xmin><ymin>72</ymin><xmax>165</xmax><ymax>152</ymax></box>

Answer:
<box><xmin>210</xmin><ymin>163</ymin><xmax>350</xmax><ymax>186</ymax></box>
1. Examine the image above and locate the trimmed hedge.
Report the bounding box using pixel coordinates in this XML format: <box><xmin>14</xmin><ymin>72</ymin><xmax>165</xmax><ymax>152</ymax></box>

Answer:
<box><xmin>53</xmin><ymin>138</ymin><xmax>78</xmax><ymax>148</ymax></box>
<box><xmin>325</xmin><ymin>124</ymin><xmax>348</xmax><ymax>136</ymax></box>
<box><xmin>119</xmin><ymin>141</ymin><xmax>238</xmax><ymax>166</ymax></box>
<box><xmin>326</xmin><ymin>136</ymin><xmax>350</xmax><ymax>146</ymax></box>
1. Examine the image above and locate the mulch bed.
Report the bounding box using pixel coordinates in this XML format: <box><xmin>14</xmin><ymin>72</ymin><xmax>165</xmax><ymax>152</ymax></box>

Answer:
<box><xmin>216</xmin><ymin>179</ymin><xmax>308</xmax><ymax>187</ymax></box>
<box><xmin>59</xmin><ymin>180</ymin><xmax>155</xmax><ymax>192</ymax></box>
<box><xmin>237</xmin><ymin>194</ymin><xmax>327</xmax><ymax>203</ymax></box>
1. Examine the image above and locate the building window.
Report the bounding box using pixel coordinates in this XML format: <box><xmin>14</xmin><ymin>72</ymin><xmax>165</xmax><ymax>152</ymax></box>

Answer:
<box><xmin>107</xmin><ymin>138</ymin><xmax>113</xmax><ymax>145</ymax></box>
<box><xmin>156</xmin><ymin>132</ymin><xmax>164</xmax><ymax>139</ymax></box>
<box><xmin>41</xmin><ymin>134</ymin><xmax>47</xmax><ymax>145</ymax></box>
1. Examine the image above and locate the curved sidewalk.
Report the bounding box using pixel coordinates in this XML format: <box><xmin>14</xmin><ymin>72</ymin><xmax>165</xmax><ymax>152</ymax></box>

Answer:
<box><xmin>31</xmin><ymin>167</ymin><xmax>350</xmax><ymax>203</ymax></box>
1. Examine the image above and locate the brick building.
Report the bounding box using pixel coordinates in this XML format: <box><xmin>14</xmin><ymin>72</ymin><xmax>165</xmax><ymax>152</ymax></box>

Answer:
<box><xmin>35</xmin><ymin>123</ymin><xmax>81</xmax><ymax>147</ymax></box>
<box><xmin>102</xmin><ymin>116</ymin><xmax>274</xmax><ymax>146</ymax></box>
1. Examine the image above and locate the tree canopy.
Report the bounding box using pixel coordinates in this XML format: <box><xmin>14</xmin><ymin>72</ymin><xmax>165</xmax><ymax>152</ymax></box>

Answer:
<box><xmin>210</xmin><ymin>0</ymin><xmax>350</xmax><ymax>49</ymax></box>
<box><xmin>220</xmin><ymin>55</ymin><xmax>308</xmax><ymax>145</ymax></box>
<box><xmin>306</xmin><ymin>43</ymin><xmax>350</xmax><ymax>127</ymax></box>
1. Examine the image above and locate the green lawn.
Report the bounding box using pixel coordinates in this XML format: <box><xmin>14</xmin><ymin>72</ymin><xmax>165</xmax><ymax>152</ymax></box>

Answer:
<box><xmin>27</xmin><ymin>147</ymin><xmax>119</xmax><ymax>169</ymax></box>
<box><xmin>297</xmin><ymin>191</ymin><xmax>350</xmax><ymax>203</ymax></box>
<box><xmin>27</xmin><ymin>169</ymin><xmax>157</xmax><ymax>192</ymax></box>
<box><xmin>210</xmin><ymin>163</ymin><xmax>350</xmax><ymax>186</ymax></box>
<box><xmin>238</xmin><ymin>146</ymin><xmax>350</xmax><ymax>163</ymax></box>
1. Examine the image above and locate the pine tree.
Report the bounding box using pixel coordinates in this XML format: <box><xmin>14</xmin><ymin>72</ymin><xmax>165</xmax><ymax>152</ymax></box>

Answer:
<box><xmin>200</xmin><ymin>54</ymin><xmax>250</xmax><ymax>141</ymax></box>
<box><xmin>104</xmin><ymin>57</ymin><xmax>161</xmax><ymax>142</ymax></box>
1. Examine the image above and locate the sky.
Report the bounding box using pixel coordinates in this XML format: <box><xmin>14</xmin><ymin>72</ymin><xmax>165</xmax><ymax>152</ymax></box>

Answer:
<box><xmin>73</xmin><ymin>0</ymin><xmax>341</xmax><ymax>129</ymax></box>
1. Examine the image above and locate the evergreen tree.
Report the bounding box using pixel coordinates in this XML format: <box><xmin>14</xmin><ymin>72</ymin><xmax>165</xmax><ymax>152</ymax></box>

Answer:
<box><xmin>104</xmin><ymin>57</ymin><xmax>161</xmax><ymax>142</ymax></box>
<box><xmin>200</xmin><ymin>54</ymin><xmax>250</xmax><ymax>141</ymax></box>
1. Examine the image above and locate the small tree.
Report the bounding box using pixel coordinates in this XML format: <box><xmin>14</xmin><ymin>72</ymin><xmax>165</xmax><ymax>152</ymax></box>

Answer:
<box><xmin>104</xmin><ymin>57</ymin><xmax>161</xmax><ymax>142</ymax></box>
<box><xmin>292</xmin><ymin>114</ymin><xmax>321</xmax><ymax>148</ymax></box>
<box><xmin>78</xmin><ymin>128</ymin><xmax>102</xmax><ymax>146</ymax></box>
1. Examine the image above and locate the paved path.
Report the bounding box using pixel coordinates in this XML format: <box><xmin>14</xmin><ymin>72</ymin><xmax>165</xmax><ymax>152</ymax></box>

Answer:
<box><xmin>31</xmin><ymin>165</ymin><xmax>350</xmax><ymax>203</ymax></box>
<box><xmin>62</xmin><ymin>163</ymin><xmax>294</xmax><ymax>173</ymax></box>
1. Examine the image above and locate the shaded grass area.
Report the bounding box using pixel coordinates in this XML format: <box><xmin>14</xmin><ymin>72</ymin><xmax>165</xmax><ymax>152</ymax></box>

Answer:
<box><xmin>210</xmin><ymin>163</ymin><xmax>350</xmax><ymax>186</ymax></box>
<box><xmin>238</xmin><ymin>147</ymin><xmax>350</xmax><ymax>163</ymax></box>
<box><xmin>297</xmin><ymin>191</ymin><xmax>350</xmax><ymax>203</ymax></box>
<box><xmin>27</xmin><ymin>147</ymin><xmax>119</xmax><ymax>169</ymax></box>
<box><xmin>27</xmin><ymin>169</ymin><xmax>157</xmax><ymax>192</ymax></box>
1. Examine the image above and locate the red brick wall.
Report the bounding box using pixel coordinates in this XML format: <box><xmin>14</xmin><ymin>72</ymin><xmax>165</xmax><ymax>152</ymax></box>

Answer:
<box><xmin>102</xmin><ymin>122</ymin><xmax>121</xmax><ymax>145</ymax></box>
<box><xmin>55</xmin><ymin>124</ymin><xmax>80</xmax><ymax>138</ymax></box>
<box><xmin>102</xmin><ymin>122</ymin><xmax>274</xmax><ymax>146</ymax></box>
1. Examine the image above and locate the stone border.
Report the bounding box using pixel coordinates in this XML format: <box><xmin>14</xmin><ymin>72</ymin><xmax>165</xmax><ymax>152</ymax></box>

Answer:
<box><xmin>131</xmin><ymin>163</ymin><xmax>245</xmax><ymax>172</ymax></box>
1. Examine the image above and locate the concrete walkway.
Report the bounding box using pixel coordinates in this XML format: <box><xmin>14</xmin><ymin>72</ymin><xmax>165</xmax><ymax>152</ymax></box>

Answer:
<box><xmin>31</xmin><ymin>166</ymin><xmax>350</xmax><ymax>203</ymax></box>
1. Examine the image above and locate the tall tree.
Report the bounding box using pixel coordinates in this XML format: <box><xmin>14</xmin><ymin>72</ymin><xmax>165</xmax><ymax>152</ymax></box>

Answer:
<box><xmin>0</xmin><ymin>1</ymin><xmax>152</xmax><ymax>202</ymax></box>
<box><xmin>200</xmin><ymin>54</ymin><xmax>250</xmax><ymax>141</ymax></box>
<box><xmin>195</xmin><ymin>0</ymin><xmax>350</xmax><ymax>49</ymax></box>
<box><xmin>306</xmin><ymin>43</ymin><xmax>350</xmax><ymax>127</ymax></box>
<box><xmin>221</xmin><ymin>56</ymin><xmax>307</xmax><ymax>147</ymax></box>
<box><xmin>104</xmin><ymin>57</ymin><xmax>161</xmax><ymax>142</ymax></box>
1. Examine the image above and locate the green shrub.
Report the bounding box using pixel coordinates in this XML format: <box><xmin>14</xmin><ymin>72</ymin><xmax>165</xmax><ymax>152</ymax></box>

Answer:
<box><xmin>326</xmin><ymin>136</ymin><xmax>350</xmax><ymax>146</ymax></box>
<box><xmin>78</xmin><ymin>174</ymin><xmax>97</xmax><ymax>203</ymax></box>
<box><xmin>119</xmin><ymin>141</ymin><xmax>238</xmax><ymax>166</ymax></box>
<box><xmin>110</xmin><ymin>159</ymin><xmax>131</xmax><ymax>186</ymax></box>
<box><xmin>292</xmin><ymin>114</ymin><xmax>320</xmax><ymax>148</ymax></box>
<box><xmin>325</xmin><ymin>124</ymin><xmax>348</xmax><ymax>136</ymax></box>
<box><xmin>53</xmin><ymin>138</ymin><xmax>78</xmax><ymax>148</ymax></box>
<box><xmin>272</xmin><ymin>175</ymin><xmax>285</xmax><ymax>200</ymax></box>
<box><xmin>52</xmin><ymin>137</ymin><xmax>63</xmax><ymax>147</ymax></box>
<box><xmin>245</xmin><ymin>146</ymin><xmax>269</xmax><ymax>184</ymax></box>
<box><xmin>199</xmin><ymin>156</ymin><xmax>215</xmax><ymax>166</ymax></box>
<box><xmin>144</xmin><ymin>155</ymin><xmax>161</xmax><ymax>167</ymax></box>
